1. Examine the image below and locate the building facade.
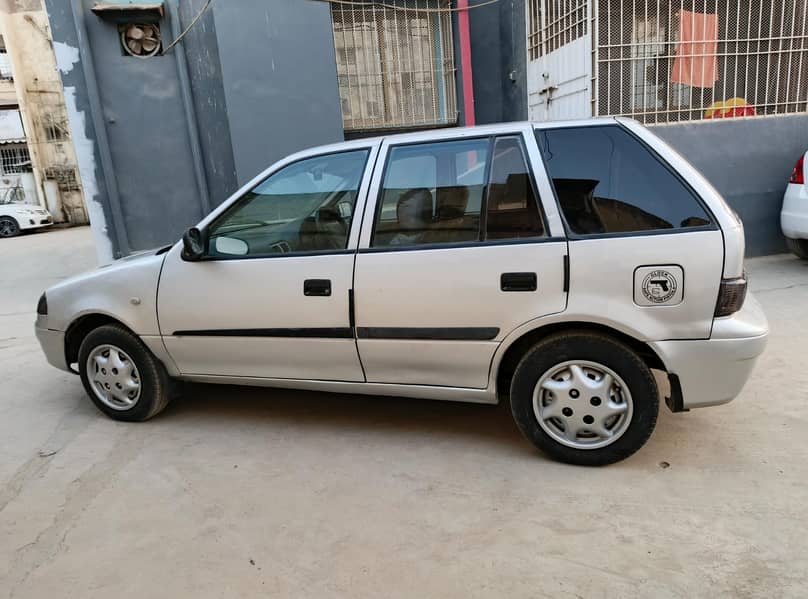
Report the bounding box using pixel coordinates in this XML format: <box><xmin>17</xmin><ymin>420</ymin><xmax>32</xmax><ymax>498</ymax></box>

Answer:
<box><xmin>43</xmin><ymin>0</ymin><xmax>807</xmax><ymax>261</ymax></box>
<box><xmin>0</xmin><ymin>0</ymin><xmax>88</xmax><ymax>224</ymax></box>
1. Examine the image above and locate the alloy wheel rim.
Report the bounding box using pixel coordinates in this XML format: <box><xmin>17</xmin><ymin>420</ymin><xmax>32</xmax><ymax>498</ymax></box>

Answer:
<box><xmin>86</xmin><ymin>344</ymin><xmax>141</xmax><ymax>411</ymax></box>
<box><xmin>0</xmin><ymin>219</ymin><xmax>15</xmax><ymax>237</ymax></box>
<box><xmin>533</xmin><ymin>360</ymin><xmax>633</xmax><ymax>450</ymax></box>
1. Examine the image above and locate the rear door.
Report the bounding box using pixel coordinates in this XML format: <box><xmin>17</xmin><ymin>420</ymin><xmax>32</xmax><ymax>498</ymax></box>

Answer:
<box><xmin>536</xmin><ymin>123</ymin><xmax>724</xmax><ymax>340</ymax></box>
<box><xmin>353</xmin><ymin>126</ymin><xmax>568</xmax><ymax>389</ymax></box>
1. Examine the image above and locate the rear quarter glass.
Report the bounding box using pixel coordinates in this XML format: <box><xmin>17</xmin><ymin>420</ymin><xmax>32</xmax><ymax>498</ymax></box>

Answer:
<box><xmin>535</xmin><ymin>125</ymin><xmax>715</xmax><ymax>237</ymax></box>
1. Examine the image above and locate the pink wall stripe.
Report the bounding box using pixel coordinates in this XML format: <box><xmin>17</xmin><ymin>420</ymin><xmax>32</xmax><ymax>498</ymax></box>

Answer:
<box><xmin>457</xmin><ymin>0</ymin><xmax>475</xmax><ymax>126</ymax></box>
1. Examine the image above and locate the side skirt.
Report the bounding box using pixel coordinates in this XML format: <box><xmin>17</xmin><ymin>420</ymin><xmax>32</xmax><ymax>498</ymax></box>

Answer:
<box><xmin>177</xmin><ymin>374</ymin><xmax>498</xmax><ymax>405</ymax></box>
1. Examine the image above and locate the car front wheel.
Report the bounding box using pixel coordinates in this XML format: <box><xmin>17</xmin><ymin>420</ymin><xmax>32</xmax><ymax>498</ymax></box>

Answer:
<box><xmin>78</xmin><ymin>324</ymin><xmax>174</xmax><ymax>421</ymax></box>
<box><xmin>510</xmin><ymin>332</ymin><xmax>659</xmax><ymax>466</ymax></box>
<box><xmin>0</xmin><ymin>216</ymin><xmax>20</xmax><ymax>238</ymax></box>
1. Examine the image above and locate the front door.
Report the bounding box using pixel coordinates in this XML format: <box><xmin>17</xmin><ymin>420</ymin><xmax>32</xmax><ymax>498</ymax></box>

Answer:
<box><xmin>158</xmin><ymin>146</ymin><xmax>375</xmax><ymax>381</ymax></box>
<box><xmin>354</xmin><ymin>129</ymin><xmax>568</xmax><ymax>389</ymax></box>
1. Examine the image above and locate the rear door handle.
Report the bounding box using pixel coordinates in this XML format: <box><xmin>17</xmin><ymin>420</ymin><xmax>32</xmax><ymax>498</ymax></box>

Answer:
<box><xmin>501</xmin><ymin>272</ymin><xmax>537</xmax><ymax>292</ymax></box>
<box><xmin>304</xmin><ymin>279</ymin><xmax>331</xmax><ymax>296</ymax></box>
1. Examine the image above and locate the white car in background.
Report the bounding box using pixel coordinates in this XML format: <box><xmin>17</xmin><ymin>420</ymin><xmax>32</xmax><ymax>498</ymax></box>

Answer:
<box><xmin>781</xmin><ymin>150</ymin><xmax>808</xmax><ymax>259</ymax></box>
<box><xmin>0</xmin><ymin>193</ymin><xmax>54</xmax><ymax>237</ymax></box>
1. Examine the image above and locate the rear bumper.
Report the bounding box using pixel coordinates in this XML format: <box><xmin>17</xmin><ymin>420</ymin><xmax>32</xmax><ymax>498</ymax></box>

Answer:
<box><xmin>781</xmin><ymin>183</ymin><xmax>808</xmax><ymax>239</ymax></box>
<box><xmin>35</xmin><ymin>322</ymin><xmax>69</xmax><ymax>372</ymax></box>
<box><xmin>651</xmin><ymin>293</ymin><xmax>768</xmax><ymax>410</ymax></box>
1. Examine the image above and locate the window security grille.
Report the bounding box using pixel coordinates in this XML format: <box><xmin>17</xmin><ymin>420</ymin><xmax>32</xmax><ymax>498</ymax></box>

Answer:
<box><xmin>596</xmin><ymin>0</ymin><xmax>808</xmax><ymax>123</ymax></box>
<box><xmin>528</xmin><ymin>0</ymin><xmax>588</xmax><ymax>60</ymax></box>
<box><xmin>0</xmin><ymin>145</ymin><xmax>31</xmax><ymax>175</ymax></box>
<box><xmin>331</xmin><ymin>0</ymin><xmax>458</xmax><ymax>132</ymax></box>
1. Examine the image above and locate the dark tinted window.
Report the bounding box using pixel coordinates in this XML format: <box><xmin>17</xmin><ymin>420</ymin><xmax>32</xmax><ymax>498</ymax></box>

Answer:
<box><xmin>537</xmin><ymin>126</ymin><xmax>712</xmax><ymax>235</ymax></box>
<box><xmin>372</xmin><ymin>139</ymin><xmax>488</xmax><ymax>248</ymax></box>
<box><xmin>485</xmin><ymin>136</ymin><xmax>544</xmax><ymax>240</ymax></box>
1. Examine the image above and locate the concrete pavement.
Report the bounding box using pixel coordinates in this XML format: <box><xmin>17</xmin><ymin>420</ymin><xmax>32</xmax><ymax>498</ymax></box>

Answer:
<box><xmin>1</xmin><ymin>226</ymin><xmax>807</xmax><ymax>598</ymax></box>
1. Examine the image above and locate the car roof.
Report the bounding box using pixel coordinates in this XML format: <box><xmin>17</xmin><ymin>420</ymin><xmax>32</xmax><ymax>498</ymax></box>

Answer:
<box><xmin>292</xmin><ymin>117</ymin><xmax>623</xmax><ymax>156</ymax></box>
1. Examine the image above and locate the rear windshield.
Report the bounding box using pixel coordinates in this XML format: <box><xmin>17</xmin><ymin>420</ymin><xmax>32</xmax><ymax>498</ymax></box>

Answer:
<box><xmin>536</xmin><ymin>125</ymin><xmax>713</xmax><ymax>236</ymax></box>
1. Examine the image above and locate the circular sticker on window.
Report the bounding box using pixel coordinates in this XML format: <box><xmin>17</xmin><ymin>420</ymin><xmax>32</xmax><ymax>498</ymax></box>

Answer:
<box><xmin>641</xmin><ymin>270</ymin><xmax>678</xmax><ymax>304</ymax></box>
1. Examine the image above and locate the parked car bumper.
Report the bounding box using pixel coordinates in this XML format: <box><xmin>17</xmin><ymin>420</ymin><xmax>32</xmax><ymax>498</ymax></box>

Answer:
<box><xmin>18</xmin><ymin>215</ymin><xmax>54</xmax><ymax>231</ymax></box>
<box><xmin>781</xmin><ymin>182</ymin><xmax>808</xmax><ymax>239</ymax></box>
<box><xmin>35</xmin><ymin>320</ymin><xmax>68</xmax><ymax>372</ymax></box>
<box><xmin>651</xmin><ymin>293</ymin><xmax>768</xmax><ymax>410</ymax></box>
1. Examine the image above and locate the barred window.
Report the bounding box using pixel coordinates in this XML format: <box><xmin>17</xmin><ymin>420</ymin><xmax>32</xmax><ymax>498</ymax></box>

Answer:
<box><xmin>597</xmin><ymin>0</ymin><xmax>808</xmax><ymax>123</ymax></box>
<box><xmin>331</xmin><ymin>0</ymin><xmax>457</xmax><ymax>132</ymax></box>
<box><xmin>0</xmin><ymin>145</ymin><xmax>32</xmax><ymax>175</ymax></box>
<box><xmin>528</xmin><ymin>0</ymin><xmax>588</xmax><ymax>60</ymax></box>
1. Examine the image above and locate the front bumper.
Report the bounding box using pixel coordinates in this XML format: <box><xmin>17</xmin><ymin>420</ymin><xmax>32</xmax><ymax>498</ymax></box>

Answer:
<box><xmin>651</xmin><ymin>293</ymin><xmax>769</xmax><ymax>410</ymax></box>
<box><xmin>19</xmin><ymin>216</ymin><xmax>54</xmax><ymax>230</ymax></box>
<box><xmin>35</xmin><ymin>321</ymin><xmax>69</xmax><ymax>372</ymax></box>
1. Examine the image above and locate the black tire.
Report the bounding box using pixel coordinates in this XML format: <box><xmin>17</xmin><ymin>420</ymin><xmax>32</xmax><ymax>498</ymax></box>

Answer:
<box><xmin>786</xmin><ymin>237</ymin><xmax>808</xmax><ymax>260</ymax></box>
<box><xmin>0</xmin><ymin>216</ymin><xmax>20</xmax><ymax>238</ymax></box>
<box><xmin>510</xmin><ymin>331</ymin><xmax>659</xmax><ymax>466</ymax></box>
<box><xmin>78</xmin><ymin>324</ymin><xmax>174</xmax><ymax>421</ymax></box>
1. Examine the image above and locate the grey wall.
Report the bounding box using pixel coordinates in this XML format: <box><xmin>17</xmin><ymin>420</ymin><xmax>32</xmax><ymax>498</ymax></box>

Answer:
<box><xmin>652</xmin><ymin>115</ymin><xmax>808</xmax><ymax>257</ymax></box>
<box><xmin>83</xmin><ymin>3</ymin><xmax>205</xmax><ymax>251</ymax></box>
<box><xmin>213</xmin><ymin>0</ymin><xmax>344</xmax><ymax>186</ymax></box>
<box><xmin>44</xmin><ymin>0</ymin><xmax>344</xmax><ymax>259</ymax></box>
<box><xmin>178</xmin><ymin>0</ymin><xmax>238</xmax><ymax>208</ymax></box>
<box><xmin>464</xmin><ymin>0</ymin><xmax>528</xmax><ymax>125</ymax></box>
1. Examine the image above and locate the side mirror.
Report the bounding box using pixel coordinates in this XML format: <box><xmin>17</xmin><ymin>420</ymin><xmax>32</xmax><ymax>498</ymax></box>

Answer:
<box><xmin>181</xmin><ymin>227</ymin><xmax>206</xmax><ymax>261</ymax></box>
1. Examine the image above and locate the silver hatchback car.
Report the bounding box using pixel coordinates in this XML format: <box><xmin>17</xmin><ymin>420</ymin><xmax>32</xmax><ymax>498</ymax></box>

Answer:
<box><xmin>35</xmin><ymin>119</ymin><xmax>768</xmax><ymax>465</ymax></box>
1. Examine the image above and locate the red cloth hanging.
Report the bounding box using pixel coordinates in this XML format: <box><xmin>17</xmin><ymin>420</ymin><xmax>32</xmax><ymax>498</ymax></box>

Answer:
<box><xmin>671</xmin><ymin>10</ymin><xmax>719</xmax><ymax>88</ymax></box>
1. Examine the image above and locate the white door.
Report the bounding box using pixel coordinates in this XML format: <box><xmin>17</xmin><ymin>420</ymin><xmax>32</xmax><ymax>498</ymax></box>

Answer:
<box><xmin>158</xmin><ymin>147</ymin><xmax>375</xmax><ymax>381</ymax></box>
<box><xmin>354</xmin><ymin>128</ymin><xmax>568</xmax><ymax>389</ymax></box>
<box><xmin>526</xmin><ymin>1</ymin><xmax>593</xmax><ymax>121</ymax></box>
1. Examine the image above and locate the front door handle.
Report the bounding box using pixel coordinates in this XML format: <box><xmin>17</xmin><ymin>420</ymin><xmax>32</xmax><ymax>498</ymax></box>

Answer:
<box><xmin>501</xmin><ymin>272</ymin><xmax>537</xmax><ymax>292</ymax></box>
<box><xmin>304</xmin><ymin>279</ymin><xmax>331</xmax><ymax>296</ymax></box>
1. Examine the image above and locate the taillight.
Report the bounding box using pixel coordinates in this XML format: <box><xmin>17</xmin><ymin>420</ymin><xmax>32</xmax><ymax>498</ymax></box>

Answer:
<box><xmin>715</xmin><ymin>274</ymin><xmax>747</xmax><ymax>318</ymax></box>
<box><xmin>790</xmin><ymin>155</ymin><xmax>805</xmax><ymax>185</ymax></box>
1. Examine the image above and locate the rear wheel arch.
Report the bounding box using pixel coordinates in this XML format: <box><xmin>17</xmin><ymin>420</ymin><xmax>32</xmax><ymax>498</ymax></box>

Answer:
<box><xmin>494</xmin><ymin>321</ymin><xmax>667</xmax><ymax>400</ymax></box>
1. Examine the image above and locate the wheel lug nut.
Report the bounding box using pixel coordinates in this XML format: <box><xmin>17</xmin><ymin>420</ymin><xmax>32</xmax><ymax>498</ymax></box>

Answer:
<box><xmin>590</xmin><ymin>397</ymin><xmax>602</xmax><ymax>406</ymax></box>
<box><xmin>562</xmin><ymin>407</ymin><xmax>573</xmax><ymax>417</ymax></box>
<box><xmin>569</xmin><ymin>389</ymin><xmax>580</xmax><ymax>398</ymax></box>
<box><xmin>583</xmin><ymin>415</ymin><xmax>594</xmax><ymax>425</ymax></box>
<box><xmin>112</xmin><ymin>368</ymin><xmax>118</xmax><ymax>375</ymax></box>
<box><xmin>101</xmin><ymin>369</ymin><xmax>106</xmax><ymax>375</ymax></box>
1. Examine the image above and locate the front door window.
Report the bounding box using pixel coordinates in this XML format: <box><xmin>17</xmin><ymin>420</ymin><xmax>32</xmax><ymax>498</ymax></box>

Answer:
<box><xmin>208</xmin><ymin>149</ymin><xmax>369</xmax><ymax>257</ymax></box>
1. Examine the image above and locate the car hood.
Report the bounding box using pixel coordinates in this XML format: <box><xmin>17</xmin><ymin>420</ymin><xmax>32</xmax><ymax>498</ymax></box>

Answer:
<box><xmin>42</xmin><ymin>246</ymin><xmax>170</xmax><ymax>334</ymax></box>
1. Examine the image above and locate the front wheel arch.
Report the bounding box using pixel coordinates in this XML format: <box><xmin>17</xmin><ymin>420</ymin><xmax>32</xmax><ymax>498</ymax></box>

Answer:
<box><xmin>494</xmin><ymin>322</ymin><xmax>667</xmax><ymax>401</ymax></box>
<box><xmin>65</xmin><ymin>313</ymin><xmax>136</xmax><ymax>372</ymax></box>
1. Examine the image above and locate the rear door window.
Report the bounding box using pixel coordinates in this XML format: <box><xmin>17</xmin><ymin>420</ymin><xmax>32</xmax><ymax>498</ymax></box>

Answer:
<box><xmin>536</xmin><ymin>125</ymin><xmax>713</xmax><ymax>236</ymax></box>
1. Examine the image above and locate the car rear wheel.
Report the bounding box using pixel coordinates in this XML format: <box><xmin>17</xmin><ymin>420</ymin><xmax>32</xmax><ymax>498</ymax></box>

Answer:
<box><xmin>0</xmin><ymin>216</ymin><xmax>20</xmax><ymax>238</ymax></box>
<box><xmin>510</xmin><ymin>331</ymin><xmax>659</xmax><ymax>466</ymax></box>
<box><xmin>785</xmin><ymin>237</ymin><xmax>808</xmax><ymax>260</ymax></box>
<box><xmin>78</xmin><ymin>324</ymin><xmax>175</xmax><ymax>421</ymax></box>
